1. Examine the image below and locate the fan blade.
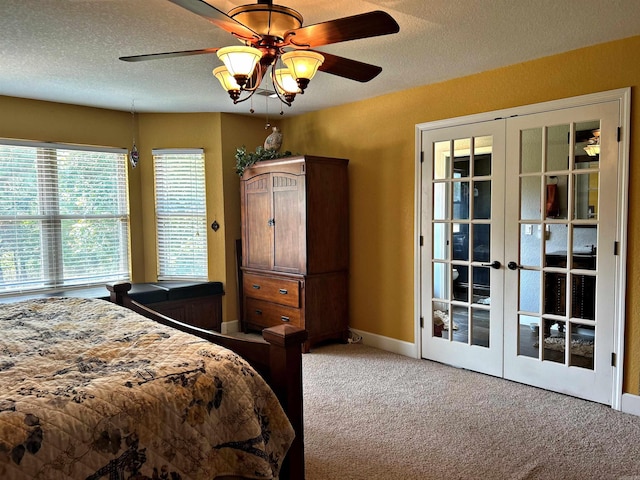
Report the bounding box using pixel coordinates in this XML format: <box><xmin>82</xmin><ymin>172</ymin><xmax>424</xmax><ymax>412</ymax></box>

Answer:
<box><xmin>285</xmin><ymin>11</ymin><xmax>399</xmax><ymax>48</ymax></box>
<box><xmin>316</xmin><ymin>51</ymin><xmax>382</xmax><ymax>83</ymax></box>
<box><xmin>169</xmin><ymin>0</ymin><xmax>259</xmax><ymax>41</ymax></box>
<box><xmin>120</xmin><ymin>48</ymin><xmax>220</xmax><ymax>62</ymax></box>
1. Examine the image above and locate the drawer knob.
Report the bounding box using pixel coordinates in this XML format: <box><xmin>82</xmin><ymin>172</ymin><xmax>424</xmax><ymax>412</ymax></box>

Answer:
<box><xmin>281</xmin><ymin>316</ymin><xmax>290</xmax><ymax>322</ymax></box>
<box><xmin>255</xmin><ymin>309</ymin><xmax>262</xmax><ymax>315</ymax></box>
<box><xmin>252</xmin><ymin>284</ymin><xmax>261</xmax><ymax>289</ymax></box>
<box><xmin>279</xmin><ymin>289</ymin><xmax>288</xmax><ymax>295</ymax></box>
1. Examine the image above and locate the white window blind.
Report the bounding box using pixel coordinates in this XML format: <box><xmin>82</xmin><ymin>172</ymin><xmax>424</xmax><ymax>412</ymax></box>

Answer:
<box><xmin>0</xmin><ymin>141</ymin><xmax>130</xmax><ymax>294</ymax></box>
<box><xmin>152</xmin><ymin>148</ymin><xmax>208</xmax><ymax>280</ymax></box>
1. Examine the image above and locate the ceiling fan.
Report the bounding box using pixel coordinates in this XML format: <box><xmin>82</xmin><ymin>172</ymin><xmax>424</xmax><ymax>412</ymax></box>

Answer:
<box><xmin>119</xmin><ymin>0</ymin><xmax>400</xmax><ymax>107</ymax></box>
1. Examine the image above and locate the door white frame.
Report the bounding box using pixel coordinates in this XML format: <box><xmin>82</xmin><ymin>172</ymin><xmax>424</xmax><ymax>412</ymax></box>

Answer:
<box><xmin>414</xmin><ymin>88</ymin><xmax>631</xmax><ymax>410</ymax></box>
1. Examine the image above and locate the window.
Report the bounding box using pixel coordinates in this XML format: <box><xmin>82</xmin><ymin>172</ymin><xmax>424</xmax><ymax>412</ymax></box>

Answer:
<box><xmin>152</xmin><ymin>149</ymin><xmax>207</xmax><ymax>280</ymax></box>
<box><xmin>0</xmin><ymin>141</ymin><xmax>130</xmax><ymax>294</ymax></box>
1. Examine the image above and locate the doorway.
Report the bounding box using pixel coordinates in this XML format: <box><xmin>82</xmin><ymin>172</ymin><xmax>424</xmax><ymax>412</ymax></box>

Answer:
<box><xmin>416</xmin><ymin>89</ymin><xmax>630</xmax><ymax>406</ymax></box>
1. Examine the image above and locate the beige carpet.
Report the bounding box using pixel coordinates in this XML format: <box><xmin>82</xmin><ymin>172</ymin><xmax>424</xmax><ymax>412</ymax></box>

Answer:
<box><xmin>302</xmin><ymin>343</ymin><xmax>640</xmax><ymax>480</ymax></box>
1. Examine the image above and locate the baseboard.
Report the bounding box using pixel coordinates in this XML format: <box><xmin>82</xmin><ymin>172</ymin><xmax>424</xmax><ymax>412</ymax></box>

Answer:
<box><xmin>349</xmin><ymin>328</ymin><xmax>419</xmax><ymax>358</ymax></box>
<box><xmin>621</xmin><ymin>393</ymin><xmax>640</xmax><ymax>417</ymax></box>
<box><xmin>221</xmin><ymin>320</ymin><xmax>240</xmax><ymax>335</ymax></box>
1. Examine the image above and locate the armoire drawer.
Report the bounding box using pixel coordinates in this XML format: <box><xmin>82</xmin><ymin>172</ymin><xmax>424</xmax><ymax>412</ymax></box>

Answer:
<box><xmin>245</xmin><ymin>298</ymin><xmax>302</xmax><ymax>327</ymax></box>
<box><xmin>243</xmin><ymin>273</ymin><xmax>300</xmax><ymax>308</ymax></box>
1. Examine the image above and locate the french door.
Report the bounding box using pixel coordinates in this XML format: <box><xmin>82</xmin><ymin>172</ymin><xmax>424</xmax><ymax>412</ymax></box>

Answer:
<box><xmin>419</xmin><ymin>95</ymin><xmax>625</xmax><ymax>404</ymax></box>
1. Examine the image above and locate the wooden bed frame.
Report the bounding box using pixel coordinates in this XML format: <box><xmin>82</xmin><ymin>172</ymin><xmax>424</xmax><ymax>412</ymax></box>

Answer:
<box><xmin>107</xmin><ymin>282</ymin><xmax>307</xmax><ymax>480</ymax></box>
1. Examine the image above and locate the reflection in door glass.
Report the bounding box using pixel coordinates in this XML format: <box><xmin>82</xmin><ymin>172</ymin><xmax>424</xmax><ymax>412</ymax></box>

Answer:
<box><xmin>546</xmin><ymin>124</ymin><xmax>570</xmax><ymax>171</ymax></box>
<box><xmin>474</xmin><ymin>136</ymin><xmax>492</xmax><ymax>176</ymax></box>
<box><xmin>452</xmin><ymin>224</ymin><xmax>469</xmax><ymax>261</ymax></box>
<box><xmin>453</xmin><ymin>265</ymin><xmax>468</xmax><ymax>302</ymax></box>
<box><xmin>433</xmin><ymin>262</ymin><xmax>449</xmax><ymax>300</ymax></box>
<box><xmin>572</xmin><ymin>225</ymin><xmax>597</xmax><ymax>270</ymax></box>
<box><xmin>433</xmin><ymin>141</ymin><xmax>451</xmax><ymax>180</ymax></box>
<box><xmin>520</xmin><ymin>176</ymin><xmax>541</xmax><ymax>220</ymax></box>
<box><xmin>471</xmin><ymin>307</ymin><xmax>490</xmax><ymax>347</ymax></box>
<box><xmin>521</xmin><ymin>128</ymin><xmax>542</xmax><ymax>174</ymax></box>
<box><xmin>569</xmin><ymin>323</ymin><xmax>594</xmax><ymax>370</ymax></box>
<box><xmin>520</xmin><ymin>224</ymin><xmax>541</xmax><ymax>267</ymax></box>
<box><xmin>542</xmin><ymin>319</ymin><xmax>566</xmax><ymax>364</ymax></box>
<box><xmin>433</xmin><ymin>223</ymin><xmax>449</xmax><ymax>261</ymax></box>
<box><xmin>433</xmin><ymin>301</ymin><xmax>449</xmax><ymax>340</ymax></box>
<box><xmin>545</xmin><ymin>224</ymin><xmax>567</xmax><ymax>267</ymax></box>
<box><xmin>473</xmin><ymin>180</ymin><xmax>491</xmax><ymax>219</ymax></box>
<box><xmin>545</xmin><ymin>175</ymin><xmax>567</xmax><ymax>219</ymax></box>
<box><xmin>573</xmin><ymin>172</ymin><xmax>599</xmax><ymax>220</ymax></box>
<box><xmin>519</xmin><ymin>270</ymin><xmax>540</xmax><ymax>313</ymax></box>
<box><xmin>452</xmin><ymin>305</ymin><xmax>469</xmax><ymax>344</ymax></box>
<box><xmin>518</xmin><ymin>314</ymin><xmax>540</xmax><ymax>359</ymax></box>
<box><xmin>454</xmin><ymin>139</ymin><xmax>470</xmax><ymax>177</ymax></box>
<box><xmin>472</xmin><ymin>224</ymin><xmax>490</xmax><ymax>263</ymax></box>
<box><xmin>576</xmin><ymin>120</ymin><xmax>600</xmax><ymax>170</ymax></box>
<box><xmin>544</xmin><ymin>272</ymin><xmax>566</xmax><ymax>315</ymax></box>
<box><xmin>433</xmin><ymin>182</ymin><xmax>449</xmax><ymax>220</ymax></box>
<box><xmin>453</xmin><ymin>181</ymin><xmax>469</xmax><ymax>220</ymax></box>
<box><xmin>473</xmin><ymin>266</ymin><xmax>491</xmax><ymax>305</ymax></box>
<box><xmin>572</xmin><ymin>274</ymin><xmax>596</xmax><ymax>320</ymax></box>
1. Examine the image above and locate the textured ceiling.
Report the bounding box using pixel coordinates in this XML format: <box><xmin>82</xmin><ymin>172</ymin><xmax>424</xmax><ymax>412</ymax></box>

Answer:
<box><xmin>2</xmin><ymin>0</ymin><xmax>640</xmax><ymax>116</ymax></box>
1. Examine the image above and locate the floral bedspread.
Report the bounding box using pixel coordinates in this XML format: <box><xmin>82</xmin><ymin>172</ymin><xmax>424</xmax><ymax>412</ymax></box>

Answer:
<box><xmin>0</xmin><ymin>297</ymin><xmax>293</xmax><ymax>479</ymax></box>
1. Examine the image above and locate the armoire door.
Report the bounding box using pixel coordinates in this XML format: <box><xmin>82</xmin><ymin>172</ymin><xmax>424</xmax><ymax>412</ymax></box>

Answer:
<box><xmin>242</xmin><ymin>173</ymin><xmax>272</xmax><ymax>269</ymax></box>
<box><xmin>503</xmin><ymin>101</ymin><xmax>620</xmax><ymax>404</ymax></box>
<box><xmin>420</xmin><ymin>120</ymin><xmax>506</xmax><ymax>377</ymax></box>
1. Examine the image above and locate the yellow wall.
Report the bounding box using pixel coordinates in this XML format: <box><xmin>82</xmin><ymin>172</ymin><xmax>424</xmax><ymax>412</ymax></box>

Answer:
<box><xmin>280</xmin><ymin>34</ymin><xmax>640</xmax><ymax>394</ymax></box>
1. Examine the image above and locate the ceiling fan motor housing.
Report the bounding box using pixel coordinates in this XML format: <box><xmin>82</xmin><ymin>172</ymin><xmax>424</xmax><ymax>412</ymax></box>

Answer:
<box><xmin>229</xmin><ymin>3</ymin><xmax>303</xmax><ymax>40</ymax></box>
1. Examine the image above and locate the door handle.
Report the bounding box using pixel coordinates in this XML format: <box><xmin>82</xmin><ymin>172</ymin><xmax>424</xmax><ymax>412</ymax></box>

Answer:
<box><xmin>481</xmin><ymin>261</ymin><xmax>501</xmax><ymax>269</ymax></box>
<box><xmin>507</xmin><ymin>261</ymin><xmax>523</xmax><ymax>270</ymax></box>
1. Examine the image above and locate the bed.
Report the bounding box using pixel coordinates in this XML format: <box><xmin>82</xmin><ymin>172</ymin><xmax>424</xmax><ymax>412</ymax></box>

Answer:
<box><xmin>0</xmin><ymin>282</ymin><xmax>306</xmax><ymax>480</ymax></box>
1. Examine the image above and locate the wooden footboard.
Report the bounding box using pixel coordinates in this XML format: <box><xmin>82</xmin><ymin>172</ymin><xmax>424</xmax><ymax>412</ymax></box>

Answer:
<box><xmin>107</xmin><ymin>282</ymin><xmax>307</xmax><ymax>480</ymax></box>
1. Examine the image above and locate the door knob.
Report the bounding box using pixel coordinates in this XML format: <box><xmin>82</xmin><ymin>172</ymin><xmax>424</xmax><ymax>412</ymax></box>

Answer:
<box><xmin>507</xmin><ymin>261</ymin><xmax>523</xmax><ymax>270</ymax></box>
<box><xmin>481</xmin><ymin>261</ymin><xmax>501</xmax><ymax>269</ymax></box>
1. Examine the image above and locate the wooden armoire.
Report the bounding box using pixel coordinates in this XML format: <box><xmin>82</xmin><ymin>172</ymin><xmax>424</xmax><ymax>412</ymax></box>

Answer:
<box><xmin>240</xmin><ymin>155</ymin><xmax>349</xmax><ymax>352</ymax></box>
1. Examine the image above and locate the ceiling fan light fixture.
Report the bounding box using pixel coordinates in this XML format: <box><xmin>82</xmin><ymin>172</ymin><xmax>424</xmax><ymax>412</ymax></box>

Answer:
<box><xmin>217</xmin><ymin>45</ymin><xmax>262</xmax><ymax>87</ymax></box>
<box><xmin>274</xmin><ymin>68</ymin><xmax>300</xmax><ymax>103</ymax></box>
<box><xmin>213</xmin><ymin>66</ymin><xmax>242</xmax><ymax>102</ymax></box>
<box><xmin>281</xmin><ymin>51</ymin><xmax>324</xmax><ymax>91</ymax></box>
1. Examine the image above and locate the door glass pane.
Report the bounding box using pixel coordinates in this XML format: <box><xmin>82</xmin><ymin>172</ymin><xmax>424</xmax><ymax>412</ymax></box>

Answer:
<box><xmin>471</xmin><ymin>307</ymin><xmax>490</xmax><ymax>347</ymax></box>
<box><xmin>433</xmin><ymin>182</ymin><xmax>449</xmax><ymax>220</ymax></box>
<box><xmin>572</xmin><ymin>274</ymin><xmax>596</xmax><ymax>320</ymax></box>
<box><xmin>452</xmin><ymin>223</ymin><xmax>469</xmax><ymax>261</ymax></box>
<box><xmin>546</xmin><ymin>175</ymin><xmax>567</xmax><ymax>219</ymax></box>
<box><xmin>454</xmin><ymin>138</ymin><xmax>470</xmax><ymax>177</ymax></box>
<box><xmin>433</xmin><ymin>223</ymin><xmax>449</xmax><ymax>260</ymax></box>
<box><xmin>519</xmin><ymin>314</ymin><xmax>540</xmax><ymax>359</ymax></box>
<box><xmin>520</xmin><ymin>176</ymin><xmax>541</xmax><ymax>220</ymax></box>
<box><xmin>452</xmin><ymin>305</ymin><xmax>468</xmax><ymax>344</ymax></box>
<box><xmin>433</xmin><ymin>262</ymin><xmax>449</xmax><ymax>300</ymax></box>
<box><xmin>521</xmin><ymin>128</ymin><xmax>542</xmax><ymax>174</ymax></box>
<box><xmin>472</xmin><ymin>224</ymin><xmax>490</xmax><ymax>263</ymax></box>
<box><xmin>521</xmin><ymin>224</ymin><xmax>541</xmax><ymax>267</ymax></box>
<box><xmin>519</xmin><ymin>270</ymin><xmax>540</xmax><ymax>313</ymax></box>
<box><xmin>453</xmin><ymin>181</ymin><xmax>469</xmax><ymax>219</ymax></box>
<box><xmin>547</xmin><ymin>124</ymin><xmax>570</xmax><ymax>172</ymax></box>
<box><xmin>453</xmin><ymin>265</ymin><xmax>468</xmax><ymax>302</ymax></box>
<box><xmin>433</xmin><ymin>301</ymin><xmax>449</xmax><ymax>339</ymax></box>
<box><xmin>544</xmin><ymin>272</ymin><xmax>566</xmax><ymax>315</ymax></box>
<box><xmin>572</xmin><ymin>226</ymin><xmax>597</xmax><ymax>270</ymax></box>
<box><xmin>570</xmin><ymin>323</ymin><xmax>594</xmax><ymax>370</ymax></box>
<box><xmin>473</xmin><ymin>180</ymin><xmax>491</xmax><ymax>219</ymax></box>
<box><xmin>474</xmin><ymin>136</ymin><xmax>492</xmax><ymax>176</ymax></box>
<box><xmin>574</xmin><ymin>172</ymin><xmax>598</xmax><ymax>220</ymax></box>
<box><xmin>575</xmin><ymin>120</ymin><xmax>600</xmax><ymax>169</ymax></box>
<box><xmin>473</xmin><ymin>266</ymin><xmax>490</xmax><ymax>304</ymax></box>
<box><xmin>433</xmin><ymin>141</ymin><xmax>451</xmax><ymax>180</ymax></box>
<box><xmin>545</xmin><ymin>224</ymin><xmax>567</xmax><ymax>267</ymax></box>
<box><xmin>542</xmin><ymin>319</ymin><xmax>566</xmax><ymax>364</ymax></box>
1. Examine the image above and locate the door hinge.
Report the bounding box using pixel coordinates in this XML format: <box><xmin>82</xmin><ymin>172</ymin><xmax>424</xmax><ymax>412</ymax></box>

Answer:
<box><xmin>420</xmin><ymin>316</ymin><xmax>424</xmax><ymax>328</ymax></box>
<box><xmin>614</xmin><ymin>241</ymin><xmax>619</xmax><ymax>256</ymax></box>
<box><xmin>420</xmin><ymin>235</ymin><xmax>424</xmax><ymax>246</ymax></box>
<box><xmin>611</xmin><ymin>352</ymin><xmax>617</xmax><ymax>367</ymax></box>
<box><xmin>420</xmin><ymin>151</ymin><xmax>425</xmax><ymax>163</ymax></box>
<box><xmin>617</xmin><ymin>126</ymin><xmax>621</xmax><ymax>142</ymax></box>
